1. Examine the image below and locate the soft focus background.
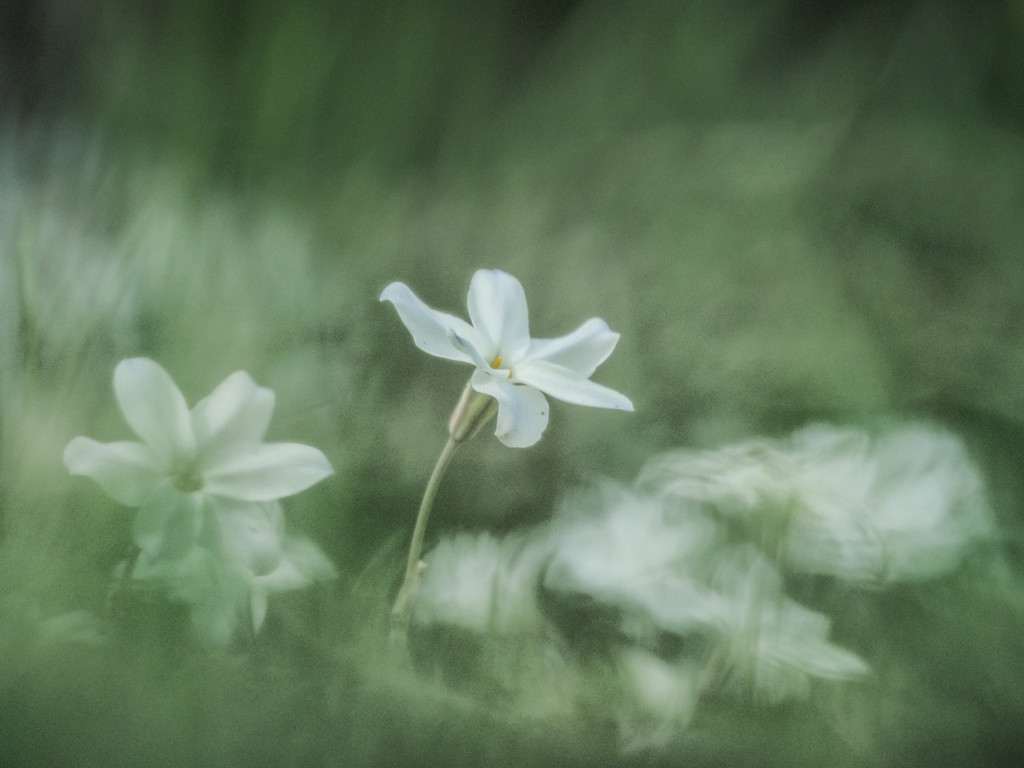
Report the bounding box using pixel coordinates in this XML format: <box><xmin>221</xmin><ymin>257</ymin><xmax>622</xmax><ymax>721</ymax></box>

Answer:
<box><xmin>2</xmin><ymin>0</ymin><xmax>1024</xmax><ymax>765</ymax></box>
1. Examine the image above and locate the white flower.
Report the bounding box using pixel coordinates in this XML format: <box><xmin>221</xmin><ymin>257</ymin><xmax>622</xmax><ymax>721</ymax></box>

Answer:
<box><xmin>541</xmin><ymin>489</ymin><xmax>868</xmax><ymax>705</ymax></box>
<box><xmin>380</xmin><ymin>269</ymin><xmax>633</xmax><ymax>447</ymax></box>
<box><xmin>702</xmin><ymin>546</ymin><xmax>870</xmax><ymax>705</ymax></box>
<box><xmin>412</xmin><ymin>480</ymin><xmax>868</xmax><ymax>749</ymax></box>
<box><xmin>640</xmin><ymin>423</ymin><xmax>995</xmax><ymax>584</ymax></box>
<box><xmin>413</xmin><ymin>530</ymin><xmax>553</xmax><ymax>634</ymax></box>
<box><xmin>248</xmin><ymin>535</ymin><xmax>337</xmax><ymax>635</ymax></box>
<box><xmin>64</xmin><ymin>358</ymin><xmax>333</xmax><ymax>566</ymax></box>
<box><xmin>130</xmin><ymin>534</ymin><xmax>336</xmax><ymax>645</ymax></box>
<box><xmin>543</xmin><ymin>484</ymin><xmax>726</xmax><ymax>637</ymax></box>
<box><xmin>614</xmin><ymin>647</ymin><xmax>703</xmax><ymax>752</ymax></box>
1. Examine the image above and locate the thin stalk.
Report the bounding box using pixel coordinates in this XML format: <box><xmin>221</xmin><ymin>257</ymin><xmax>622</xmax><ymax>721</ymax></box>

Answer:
<box><xmin>15</xmin><ymin>225</ymin><xmax>39</xmax><ymax>396</ymax></box>
<box><xmin>106</xmin><ymin>544</ymin><xmax>142</xmax><ymax>620</ymax></box>
<box><xmin>118</xmin><ymin>544</ymin><xmax>142</xmax><ymax>589</ymax></box>
<box><xmin>390</xmin><ymin>435</ymin><xmax>460</xmax><ymax>650</ymax></box>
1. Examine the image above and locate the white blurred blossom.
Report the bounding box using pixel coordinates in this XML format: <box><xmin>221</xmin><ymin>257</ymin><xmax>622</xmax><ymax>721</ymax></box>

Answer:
<box><xmin>413</xmin><ymin>530</ymin><xmax>553</xmax><ymax>634</ymax></box>
<box><xmin>543</xmin><ymin>491</ymin><xmax>868</xmax><ymax>705</ymax></box>
<box><xmin>700</xmin><ymin>545</ymin><xmax>870</xmax><ymax>705</ymax></box>
<box><xmin>64</xmin><ymin>357</ymin><xmax>333</xmax><ymax>570</ymax></box>
<box><xmin>130</xmin><ymin>534</ymin><xmax>336</xmax><ymax>645</ymax></box>
<box><xmin>640</xmin><ymin>423</ymin><xmax>994</xmax><ymax>584</ymax></box>
<box><xmin>414</xmin><ymin>481</ymin><xmax>868</xmax><ymax>749</ymax></box>
<box><xmin>543</xmin><ymin>484</ymin><xmax>726</xmax><ymax>639</ymax></box>
<box><xmin>614</xmin><ymin>648</ymin><xmax>703</xmax><ymax>753</ymax></box>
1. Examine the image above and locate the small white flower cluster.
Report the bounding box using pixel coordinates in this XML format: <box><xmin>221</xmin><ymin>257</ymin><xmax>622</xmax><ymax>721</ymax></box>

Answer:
<box><xmin>64</xmin><ymin>358</ymin><xmax>335</xmax><ymax>644</ymax></box>
<box><xmin>639</xmin><ymin>422</ymin><xmax>995</xmax><ymax>584</ymax></box>
<box><xmin>412</xmin><ymin>422</ymin><xmax>995</xmax><ymax>750</ymax></box>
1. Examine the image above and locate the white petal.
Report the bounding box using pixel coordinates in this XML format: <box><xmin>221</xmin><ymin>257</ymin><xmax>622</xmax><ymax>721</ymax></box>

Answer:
<box><xmin>786</xmin><ymin>637</ymin><xmax>871</xmax><ymax>680</ymax></box>
<box><xmin>194</xmin><ymin>593</ymin><xmax>245</xmax><ymax>647</ymax></box>
<box><xmin>514</xmin><ymin>360</ymin><xmax>634</xmax><ymax>411</ymax></box>
<box><xmin>526</xmin><ymin>317</ymin><xmax>620</xmax><ymax>377</ymax></box>
<box><xmin>471</xmin><ymin>370</ymin><xmax>549</xmax><ymax>448</ymax></box>
<box><xmin>253</xmin><ymin>537</ymin><xmax>337</xmax><ymax>591</ymax></box>
<box><xmin>250</xmin><ymin>588</ymin><xmax>270</xmax><ymax>635</ymax></box>
<box><xmin>132</xmin><ymin>486</ymin><xmax>204</xmax><ymax>560</ymax></box>
<box><xmin>202</xmin><ymin>443</ymin><xmax>333</xmax><ymax>501</ymax></box>
<box><xmin>114</xmin><ymin>358</ymin><xmax>195</xmax><ymax>466</ymax></box>
<box><xmin>206</xmin><ymin>497</ymin><xmax>285</xmax><ymax>576</ymax></box>
<box><xmin>380</xmin><ymin>282</ymin><xmax>483</xmax><ymax>363</ymax></box>
<box><xmin>466</xmin><ymin>270</ymin><xmax>531</xmax><ymax>362</ymax></box>
<box><xmin>191</xmin><ymin>371</ymin><xmax>275</xmax><ymax>465</ymax></box>
<box><xmin>447</xmin><ymin>329</ymin><xmax>492</xmax><ymax>370</ymax></box>
<box><xmin>63</xmin><ymin>437</ymin><xmax>162</xmax><ymax>506</ymax></box>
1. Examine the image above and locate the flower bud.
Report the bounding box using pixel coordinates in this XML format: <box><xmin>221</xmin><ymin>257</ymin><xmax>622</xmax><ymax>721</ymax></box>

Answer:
<box><xmin>448</xmin><ymin>380</ymin><xmax>498</xmax><ymax>443</ymax></box>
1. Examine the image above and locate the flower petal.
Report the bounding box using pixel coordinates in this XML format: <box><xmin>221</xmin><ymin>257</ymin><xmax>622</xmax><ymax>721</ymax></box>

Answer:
<box><xmin>526</xmin><ymin>318</ymin><xmax>620</xmax><ymax>377</ymax></box>
<box><xmin>63</xmin><ymin>437</ymin><xmax>162</xmax><ymax>506</ymax></box>
<box><xmin>254</xmin><ymin>537</ymin><xmax>338</xmax><ymax>591</ymax></box>
<box><xmin>249</xmin><ymin>537</ymin><xmax>338</xmax><ymax>634</ymax></box>
<box><xmin>132</xmin><ymin>485</ymin><xmax>204</xmax><ymax>560</ymax></box>
<box><xmin>250</xmin><ymin>588</ymin><xmax>270</xmax><ymax>635</ymax></box>
<box><xmin>514</xmin><ymin>360</ymin><xmax>634</xmax><ymax>411</ymax></box>
<box><xmin>447</xmin><ymin>328</ymin><xmax>492</xmax><ymax>370</ymax></box>
<box><xmin>191</xmin><ymin>371</ymin><xmax>275</xmax><ymax>466</ymax></box>
<box><xmin>202</xmin><ymin>443</ymin><xmax>334</xmax><ymax>501</ymax></box>
<box><xmin>380</xmin><ymin>282</ymin><xmax>483</xmax><ymax>363</ymax></box>
<box><xmin>205</xmin><ymin>497</ymin><xmax>285</xmax><ymax>576</ymax></box>
<box><xmin>466</xmin><ymin>269</ymin><xmax>531</xmax><ymax>362</ymax></box>
<box><xmin>471</xmin><ymin>370</ymin><xmax>549</xmax><ymax>448</ymax></box>
<box><xmin>114</xmin><ymin>358</ymin><xmax>196</xmax><ymax>466</ymax></box>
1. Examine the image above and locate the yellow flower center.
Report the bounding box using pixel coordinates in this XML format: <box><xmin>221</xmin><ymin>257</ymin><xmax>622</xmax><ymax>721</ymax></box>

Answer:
<box><xmin>490</xmin><ymin>355</ymin><xmax>512</xmax><ymax>379</ymax></box>
<box><xmin>171</xmin><ymin>463</ymin><xmax>203</xmax><ymax>493</ymax></box>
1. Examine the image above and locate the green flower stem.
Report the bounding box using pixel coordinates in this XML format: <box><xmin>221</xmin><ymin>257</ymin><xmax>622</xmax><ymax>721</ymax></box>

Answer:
<box><xmin>390</xmin><ymin>434</ymin><xmax>460</xmax><ymax>649</ymax></box>
<box><xmin>389</xmin><ymin>382</ymin><xmax>499</xmax><ymax>654</ymax></box>
<box><xmin>120</xmin><ymin>544</ymin><xmax>142</xmax><ymax>587</ymax></box>
<box><xmin>107</xmin><ymin>544</ymin><xmax>142</xmax><ymax>619</ymax></box>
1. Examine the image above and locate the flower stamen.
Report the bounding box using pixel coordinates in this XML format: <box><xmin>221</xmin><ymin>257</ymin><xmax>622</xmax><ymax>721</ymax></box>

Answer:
<box><xmin>491</xmin><ymin>356</ymin><xmax>512</xmax><ymax>379</ymax></box>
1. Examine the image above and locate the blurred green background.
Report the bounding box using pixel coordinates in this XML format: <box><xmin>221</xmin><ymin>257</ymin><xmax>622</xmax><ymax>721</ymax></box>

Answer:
<box><xmin>2</xmin><ymin>0</ymin><xmax>1024</xmax><ymax>765</ymax></box>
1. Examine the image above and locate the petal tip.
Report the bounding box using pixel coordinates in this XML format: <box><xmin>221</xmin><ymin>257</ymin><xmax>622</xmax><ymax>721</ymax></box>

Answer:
<box><xmin>62</xmin><ymin>436</ymin><xmax>90</xmax><ymax>473</ymax></box>
<box><xmin>113</xmin><ymin>356</ymin><xmax>159</xmax><ymax>383</ymax></box>
<box><xmin>379</xmin><ymin>282</ymin><xmax>406</xmax><ymax>304</ymax></box>
<box><xmin>495</xmin><ymin>428</ymin><xmax>543</xmax><ymax>449</ymax></box>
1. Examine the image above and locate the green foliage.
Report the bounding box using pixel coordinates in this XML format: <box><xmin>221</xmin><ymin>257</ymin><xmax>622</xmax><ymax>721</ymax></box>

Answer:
<box><xmin>2</xmin><ymin>0</ymin><xmax>1024</xmax><ymax>765</ymax></box>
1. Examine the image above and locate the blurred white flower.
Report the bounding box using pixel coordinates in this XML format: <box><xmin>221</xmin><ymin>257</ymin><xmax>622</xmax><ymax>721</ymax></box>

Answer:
<box><xmin>543</xmin><ymin>488</ymin><xmax>867</xmax><ymax>706</ymax></box>
<box><xmin>413</xmin><ymin>481</ymin><xmax>869</xmax><ymax>748</ymax></box>
<box><xmin>131</xmin><ymin>534</ymin><xmax>336</xmax><ymax>645</ymax></box>
<box><xmin>64</xmin><ymin>357</ymin><xmax>333</xmax><ymax>568</ymax></box>
<box><xmin>637</xmin><ymin>438</ymin><xmax>798</xmax><ymax>517</ymax></box>
<box><xmin>248</xmin><ymin>536</ymin><xmax>337</xmax><ymax>634</ymax></box>
<box><xmin>381</xmin><ymin>269</ymin><xmax>633</xmax><ymax>447</ymax></box>
<box><xmin>640</xmin><ymin>423</ymin><xmax>994</xmax><ymax>584</ymax></box>
<box><xmin>701</xmin><ymin>546</ymin><xmax>870</xmax><ymax>705</ymax></box>
<box><xmin>414</xmin><ymin>530</ymin><xmax>553</xmax><ymax>634</ymax></box>
<box><xmin>543</xmin><ymin>484</ymin><xmax>726</xmax><ymax>638</ymax></box>
<box><xmin>614</xmin><ymin>647</ymin><xmax>703</xmax><ymax>752</ymax></box>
